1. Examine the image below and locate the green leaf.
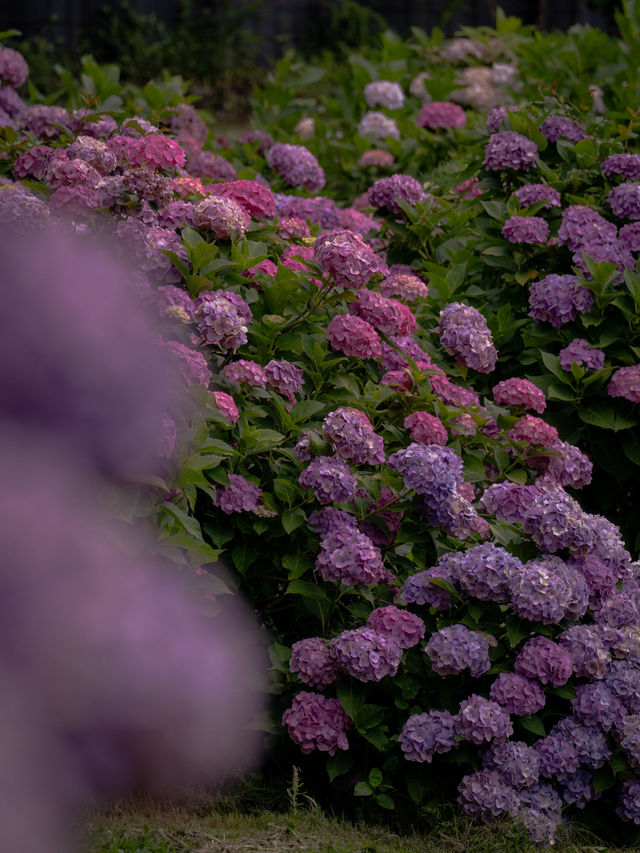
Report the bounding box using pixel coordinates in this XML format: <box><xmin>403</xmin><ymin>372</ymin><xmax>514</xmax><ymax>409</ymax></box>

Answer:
<box><xmin>593</xmin><ymin>767</ymin><xmax>616</xmax><ymax>793</ymax></box>
<box><xmin>290</xmin><ymin>400</ymin><xmax>327</xmax><ymax>422</ymax></box>
<box><xmin>268</xmin><ymin>641</ymin><xmax>291</xmax><ymax>671</ymax></box>
<box><xmin>354</xmin><ymin>782</ymin><xmax>373</xmax><ymax>797</ymax></box>
<box><xmin>282</xmin><ymin>553</ymin><xmax>313</xmax><ymax>579</ymax></box>
<box><xmin>355</xmin><ymin>704</ymin><xmax>385</xmax><ymax>731</ymax></box>
<box><xmin>540</xmin><ymin>351</ymin><xmax>571</xmax><ymax>383</ymax></box>
<box><xmin>326</xmin><ymin>751</ymin><xmax>353</xmax><ymax>782</ymax></box>
<box><xmin>481</xmin><ymin>200</ymin><xmax>508</xmax><ymax>221</ymax></box>
<box><xmin>519</xmin><ymin>715</ymin><xmax>546</xmax><ymax>737</ymax></box>
<box><xmin>273</xmin><ymin>477</ymin><xmax>302</xmax><ymax>504</ymax></box>
<box><xmin>368</xmin><ymin>768</ymin><xmax>383</xmax><ymax>789</ymax></box>
<box><xmin>282</xmin><ymin>509</ymin><xmax>306</xmax><ymax>534</ymax></box>
<box><xmin>286</xmin><ymin>580</ymin><xmax>328</xmax><ymax>600</ymax></box>
<box><xmin>181</xmin><ymin>226</ymin><xmax>204</xmax><ymax>248</ymax></box>
<box><xmin>231</xmin><ymin>543</ymin><xmax>259</xmax><ymax>575</ymax></box>
<box><xmin>361</xmin><ymin>728</ymin><xmax>389</xmax><ymax>751</ymax></box>
<box><xmin>579</xmin><ymin>405</ymin><xmax>638</xmax><ymax>431</ymax></box>
<box><xmin>623</xmin><ymin>431</ymin><xmax>640</xmax><ymax>466</ymax></box>
<box><xmin>336</xmin><ymin>682</ymin><xmax>365</xmax><ymax>720</ymax></box>
<box><xmin>374</xmin><ymin>793</ymin><xmax>395</xmax><ymax>810</ymax></box>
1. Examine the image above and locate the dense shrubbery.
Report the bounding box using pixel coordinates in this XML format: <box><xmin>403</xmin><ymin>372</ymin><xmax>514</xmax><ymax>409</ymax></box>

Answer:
<box><xmin>4</xmin><ymin>4</ymin><xmax>640</xmax><ymax>845</ymax></box>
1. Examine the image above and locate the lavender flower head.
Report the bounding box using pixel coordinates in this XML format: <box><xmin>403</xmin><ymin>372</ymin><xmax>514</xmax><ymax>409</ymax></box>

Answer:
<box><xmin>515</xmin><ymin>636</ymin><xmax>572</xmax><ymax>687</ymax></box>
<box><xmin>366</xmin><ymin>605</ymin><xmax>425</xmax><ymax>649</ymax></box>
<box><xmin>326</xmin><ymin>314</ymin><xmax>382</xmax><ymax>359</ymax></box>
<box><xmin>388</xmin><ymin>443</ymin><xmax>463</xmax><ymax>503</ymax></box>
<box><xmin>540</xmin><ymin>115</ymin><xmax>587</xmax><ymax>143</ymax></box>
<box><xmin>533</xmin><ymin>734</ymin><xmax>580</xmax><ymax>779</ymax></box>
<box><xmin>367</xmin><ymin>174</ymin><xmax>426</xmax><ymax>214</ymax></box>
<box><xmin>602</xmin><ymin>154</ymin><xmax>640</xmax><ymax>181</ymax></box>
<box><xmin>308</xmin><ymin>507</ymin><xmax>359</xmax><ymax>536</ymax></box>
<box><xmin>484</xmin><ymin>132</ymin><xmax>538</xmax><ymax>172</ymax></box>
<box><xmin>483</xmin><ymin>740</ymin><xmax>540</xmax><ymax>789</ymax></box>
<box><xmin>489</xmin><ymin>672</ymin><xmax>546</xmax><ymax>716</ymax></box>
<box><xmin>314</xmin><ymin>228</ymin><xmax>388</xmax><ymax>290</ymax></box>
<box><xmin>222</xmin><ymin>359</ymin><xmax>267</xmax><ymax>388</ymax></box>
<box><xmin>618</xmin><ymin>780</ymin><xmax>640</xmax><ymax>825</ymax></box>
<box><xmin>400</xmin><ymin>565</ymin><xmax>455</xmax><ymax>611</ymax></box>
<box><xmin>0</xmin><ymin>46</ymin><xmax>29</xmax><ymax>87</ymax></box>
<box><xmin>357</xmin><ymin>111</ymin><xmax>400</xmax><ymax>140</ymax></box>
<box><xmin>480</xmin><ymin>481</ymin><xmax>538</xmax><ymax>524</ymax></box>
<box><xmin>437</xmin><ymin>302</ymin><xmax>497</xmax><ymax>372</ymax></box>
<box><xmin>508</xmin><ymin>556</ymin><xmax>579</xmax><ymax>624</ymax></box>
<box><xmin>559</xmin><ymin>338</ymin><xmax>605</xmax><ymax>371</ymax></box>
<box><xmin>264</xmin><ymin>359</ymin><xmax>304</xmax><ymax>403</ymax></box>
<box><xmin>551</xmin><ymin>717</ymin><xmax>611</xmax><ymax>769</ymax></box>
<box><xmin>609</xmin><ymin>182</ymin><xmax>640</xmax><ymax>220</ymax></box>
<box><xmin>457</xmin><ymin>770</ymin><xmax>519</xmax><ymax>823</ymax></box>
<box><xmin>572</xmin><ymin>683</ymin><xmax>625</xmax><ymax>732</ymax></box>
<box><xmin>195</xmin><ymin>291</ymin><xmax>249</xmax><ymax>351</ymax></box>
<box><xmin>417</xmin><ymin>101</ymin><xmax>466</xmax><ymax>130</ymax></box>
<box><xmin>316</xmin><ymin>526</ymin><xmax>390</xmax><ymax>586</ymax></box>
<box><xmin>289</xmin><ymin>638</ymin><xmax>338</xmax><ymax>690</ymax></box>
<box><xmin>322</xmin><ymin>407</ymin><xmax>385</xmax><ymax>465</ymax></box>
<box><xmin>608</xmin><ymin>364</ymin><xmax>640</xmax><ymax>402</ymax></box>
<box><xmin>399</xmin><ymin>711</ymin><xmax>457</xmax><ymax>762</ymax></box>
<box><xmin>364</xmin><ymin>80</ymin><xmax>405</xmax><ymax>110</ymax></box>
<box><xmin>218</xmin><ymin>474</ymin><xmax>261</xmax><ymax>514</ymax></box>
<box><xmin>454</xmin><ymin>695</ymin><xmax>513</xmax><ymax>744</ymax></box>
<box><xmin>528</xmin><ymin>274</ymin><xmax>593</xmax><ymax>327</ymax></box>
<box><xmin>455</xmin><ymin>542</ymin><xmax>523</xmax><ymax>602</ymax></box>
<box><xmin>502</xmin><ymin>215</ymin><xmax>549</xmax><ymax>244</ymax></box>
<box><xmin>282</xmin><ymin>692</ymin><xmax>349</xmax><ymax>754</ymax></box>
<box><xmin>558</xmin><ymin>625</ymin><xmax>611</xmax><ymax>680</ymax></box>
<box><xmin>426</xmin><ymin>624</ymin><xmax>491</xmax><ymax>678</ymax></box>
<box><xmin>604</xmin><ymin>660</ymin><xmax>640</xmax><ymax>713</ymax></box>
<box><xmin>515</xmin><ymin>184</ymin><xmax>561</xmax><ymax>209</ymax></box>
<box><xmin>195</xmin><ymin>196</ymin><xmax>248</xmax><ymax>239</ymax></box>
<box><xmin>298</xmin><ymin>455</ymin><xmax>357</xmax><ymax>505</ymax></box>
<box><xmin>330</xmin><ymin>627</ymin><xmax>402</xmax><ymax>681</ymax></box>
<box><xmin>380</xmin><ymin>273</ymin><xmax>429</xmax><ymax>302</ymax></box>
<box><xmin>266</xmin><ymin>143</ymin><xmax>325</xmax><ymax>192</ymax></box>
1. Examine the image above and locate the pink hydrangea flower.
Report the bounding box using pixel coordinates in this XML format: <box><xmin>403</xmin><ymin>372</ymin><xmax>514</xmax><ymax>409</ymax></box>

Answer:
<box><xmin>350</xmin><ymin>289</ymin><xmax>417</xmax><ymax>336</ymax></box>
<box><xmin>380</xmin><ymin>273</ymin><xmax>428</xmax><ymax>302</ymax></box>
<box><xmin>195</xmin><ymin>196</ymin><xmax>248</xmax><ymax>239</ymax></box>
<box><xmin>358</xmin><ymin>149</ymin><xmax>395</xmax><ymax>167</ymax></box>
<box><xmin>209</xmin><ymin>179</ymin><xmax>275</xmax><ymax>220</ymax></box>
<box><xmin>264</xmin><ymin>359</ymin><xmax>304</xmax><ymax>402</ymax></box>
<box><xmin>127</xmin><ymin>134</ymin><xmax>186</xmax><ymax>171</ymax></box>
<box><xmin>222</xmin><ymin>359</ymin><xmax>267</xmax><ymax>388</ymax></box>
<box><xmin>326</xmin><ymin>314</ymin><xmax>382</xmax><ymax>359</ymax></box>
<box><xmin>417</xmin><ymin>101</ymin><xmax>466</xmax><ymax>129</ymax></box>
<box><xmin>282</xmin><ymin>692</ymin><xmax>349</xmax><ymax>755</ymax></box>
<box><xmin>404</xmin><ymin>411</ymin><xmax>448</xmax><ymax>445</ymax></box>
<box><xmin>314</xmin><ymin>229</ymin><xmax>388</xmax><ymax>290</ymax></box>
<box><xmin>493</xmin><ymin>378</ymin><xmax>546</xmax><ymax>413</ymax></box>
<box><xmin>212</xmin><ymin>391</ymin><xmax>239</xmax><ymax>425</ymax></box>
<box><xmin>608</xmin><ymin>365</ymin><xmax>640</xmax><ymax>402</ymax></box>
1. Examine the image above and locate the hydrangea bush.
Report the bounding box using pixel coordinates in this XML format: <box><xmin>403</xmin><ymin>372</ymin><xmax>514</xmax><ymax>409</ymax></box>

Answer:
<box><xmin>5</xmin><ymin>8</ymin><xmax>640</xmax><ymax>845</ymax></box>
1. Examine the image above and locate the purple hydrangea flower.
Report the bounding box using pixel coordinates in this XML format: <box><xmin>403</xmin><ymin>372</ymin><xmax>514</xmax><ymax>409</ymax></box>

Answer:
<box><xmin>522</xmin><ymin>490</ymin><xmax>594</xmax><ymax>554</ymax></box>
<box><xmin>572</xmin><ymin>683</ymin><xmax>625</xmax><ymax>731</ymax></box>
<box><xmin>218</xmin><ymin>474</ymin><xmax>261</xmax><ymax>514</ymax></box>
<box><xmin>275</xmin><ymin>194</ymin><xmax>340</xmax><ymax>228</ymax></box>
<box><xmin>164</xmin><ymin>341</ymin><xmax>212</xmax><ymax>387</ymax></box>
<box><xmin>400</xmin><ymin>565</ymin><xmax>455</xmax><ymax>611</ymax></box>
<box><xmin>366</xmin><ymin>605</ymin><xmax>425</xmax><ymax>649</ymax></box>
<box><xmin>417</xmin><ymin>101</ymin><xmax>466</xmax><ymax>130</ymax></box>
<box><xmin>264</xmin><ymin>360</ymin><xmax>304</xmax><ymax>403</ymax></box>
<box><xmin>540</xmin><ymin>115</ymin><xmax>587</xmax><ymax>143</ymax></box>
<box><xmin>266</xmin><ymin>143</ymin><xmax>325</xmax><ymax>192</ymax></box>
<box><xmin>604</xmin><ymin>661</ymin><xmax>640</xmax><ymax>713</ymax></box>
<box><xmin>596</xmin><ymin>592</ymin><xmax>639</xmax><ymax>628</ymax></box>
<box><xmin>483</xmin><ymin>740</ymin><xmax>540</xmax><ymax>789</ymax></box>
<box><xmin>516</xmin><ymin>783</ymin><xmax>563</xmax><ymax>846</ymax></box>
<box><xmin>620</xmin><ymin>221</ymin><xmax>640</xmax><ymax>252</ymax></box>
<box><xmin>558</xmin><ymin>626</ymin><xmax>610</xmax><ymax>680</ymax></box>
<box><xmin>602</xmin><ymin>153</ymin><xmax>640</xmax><ymax>180</ymax></box>
<box><xmin>617</xmin><ymin>714</ymin><xmax>640</xmax><ymax>766</ymax></box>
<box><xmin>457</xmin><ymin>770</ymin><xmax>519</xmax><ymax>823</ymax></box>
<box><xmin>0</xmin><ymin>186</ymin><xmax>50</xmax><ymax>232</ymax></box>
<box><xmin>314</xmin><ymin>229</ymin><xmax>388</xmax><ymax>290</ymax></box>
<box><xmin>308</xmin><ymin>507</ymin><xmax>359</xmax><ymax>536</ymax></box>
<box><xmin>289</xmin><ymin>638</ymin><xmax>338</xmax><ymax>690</ymax></box>
<box><xmin>490</xmin><ymin>672</ymin><xmax>546</xmax><ymax>716</ymax></box>
<box><xmin>367</xmin><ymin>174</ymin><xmax>426</xmax><ymax>215</ymax></box>
<box><xmin>514</xmin><ymin>636</ymin><xmax>572</xmax><ymax>687</ymax></box>
<box><xmin>608</xmin><ymin>364</ymin><xmax>640</xmax><ymax>403</ymax></box>
<box><xmin>326</xmin><ymin>314</ymin><xmax>382</xmax><ymax>359</ymax></box>
<box><xmin>316</xmin><ymin>526</ymin><xmax>390</xmax><ymax>586</ymax></box>
<box><xmin>195</xmin><ymin>196</ymin><xmax>248</xmax><ymax>239</ymax></box>
<box><xmin>617</xmin><ymin>780</ymin><xmax>640</xmax><ymax>824</ymax></box>
<box><xmin>551</xmin><ymin>717</ymin><xmax>611</xmax><ymax>769</ymax></box>
<box><xmin>515</xmin><ymin>184</ymin><xmax>561</xmax><ymax>209</ymax></box>
<box><xmin>195</xmin><ymin>291</ymin><xmax>249</xmax><ymax>350</ymax></box>
<box><xmin>388</xmin><ymin>443</ymin><xmax>464</xmax><ymax>510</ymax></box>
<box><xmin>528</xmin><ymin>274</ymin><xmax>593</xmax><ymax>327</ymax></box>
<box><xmin>425</xmin><ymin>624</ymin><xmax>491</xmax><ymax>678</ymax></box>
<box><xmin>557</xmin><ymin>204</ymin><xmax>628</xmax><ymax>274</ymax></box>
<box><xmin>357</xmin><ymin>111</ymin><xmax>400</xmax><ymax>141</ymax></box>
<box><xmin>609</xmin><ymin>182</ymin><xmax>640</xmax><ymax>220</ymax></box>
<box><xmin>455</xmin><ymin>542</ymin><xmax>522</xmax><ymax>602</ymax></box>
<box><xmin>351</xmin><ymin>289</ymin><xmax>417</xmax><ymax>337</ymax></box>
<box><xmin>480</xmin><ymin>481</ymin><xmax>538</xmax><ymax>524</ymax></box>
<box><xmin>509</xmin><ymin>555</ymin><xmax>584</xmax><ymax>623</ymax></box>
<box><xmin>330</xmin><ymin>627</ymin><xmax>402</xmax><ymax>681</ymax></box>
<box><xmin>398</xmin><ymin>711</ymin><xmax>457</xmax><ymax>762</ymax></box>
<box><xmin>298</xmin><ymin>456</ymin><xmax>357</xmax><ymax>505</ymax></box>
<box><xmin>502</xmin><ymin>216</ymin><xmax>549</xmax><ymax>244</ymax></box>
<box><xmin>559</xmin><ymin>338</ymin><xmax>605</xmax><ymax>371</ymax></box>
<box><xmin>537</xmin><ymin>440</ymin><xmax>593</xmax><ymax>491</ymax></box>
<box><xmin>322</xmin><ymin>407</ymin><xmax>385</xmax><ymax>465</ymax></box>
<box><xmin>364</xmin><ymin>80</ymin><xmax>405</xmax><ymax>110</ymax></box>
<box><xmin>437</xmin><ymin>302</ymin><xmax>497</xmax><ymax>372</ymax></box>
<box><xmin>282</xmin><ymin>692</ymin><xmax>349</xmax><ymax>754</ymax></box>
<box><xmin>454</xmin><ymin>695</ymin><xmax>513</xmax><ymax>744</ymax></box>
<box><xmin>484</xmin><ymin>132</ymin><xmax>538</xmax><ymax>172</ymax></box>
<box><xmin>533</xmin><ymin>734</ymin><xmax>580</xmax><ymax>779</ymax></box>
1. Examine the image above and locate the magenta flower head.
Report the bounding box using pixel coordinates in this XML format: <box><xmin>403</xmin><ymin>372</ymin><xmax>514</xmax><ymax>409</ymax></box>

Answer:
<box><xmin>330</xmin><ymin>627</ymin><xmax>402</xmax><ymax>681</ymax></box>
<box><xmin>316</xmin><ymin>526</ymin><xmax>390</xmax><ymax>585</ymax></box>
<box><xmin>367</xmin><ymin>174</ymin><xmax>426</xmax><ymax>214</ymax></box>
<box><xmin>493</xmin><ymin>378</ymin><xmax>546</xmax><ymax>413</ymax></box>
<box><xmin>298</xmin><ymin>455</ymin><xmax>358</xmax><ymax>505</ymax></box>
<box><xmin>607</xmin><ymin>364</ymin><xmax>640</xmax><ymax>402</ymax></box>
<box><xmin>484</xmin><ymin>131</ymin><xmax>538</xmax><ymax>172</ymax></box>
<box><xmin>417</xmin><ymin>101</ymin><xmax>466</xmax><ymax>129</ymax></box>
<box><xmin>314</xmin><ymin>229</ymin><xmax>388</xmax><ymax>289</ymax></box>
<box><xmin>437</xmin><ymin>302</ymin><xmax>497</xmax><ymax>372</ymax></box>
<box><xmin>514</xmin><ymin>636</ymin><xmax>572</xmax><ymax>687</ymax></box>
<box><xmin>489</xmin><ymin>672</ymin><xmax>546</xmax><ymax>716</ymax></box>
<box><xmin>366</xmin><ymin>605</ymin><xmax>425</xmax><ymax>649</ymax></box>
<box><xmin>209</xmin><ymin>179</ymin><xmax>275</xmax><ymax>220</ymax></box>
<box><xmin>559</xmin><ymin>338</ymin><xmax>605</xmax><ymax>372</ymax></box>
<box><xmin>194</xmin><ymin>291</ymin><xmax>249</xmax><ymax>351</ymax></box>
<box><xmin>289</xmin><ymin>638</ymin><xmax>338</xmax><ymax>690</ymax></box>
<box><xmin>351</xmin><ymin>289</ymin><xmax>417</xmax><ymax>337</ymax></box>
<box><xmin>266</xmin><ymin>143</ymin><xmax>325</xmax><ymax>192</ymax></box>
<box><xmin>212</xmin><ymin>391</ymin><xmax>239</xmax><ymax>425</ymax></box>
<box><xmin>502</xmin><ymin>215</ymin><xmax>549</xmax><ymax>244</ymax></box>
<box><xmin>222</xmin><ymin>359</ymin><xmax>267</xmax><ymax>388</ymax></box>
<box><xmin>609</xmin><ymin>183</ymin><xmax>640</xmax><ymax>220</ymax></box>
<box><xmin>358</xmin><ymin>149</ymin><xmax>395</xmax><ymax>167</ymax></box>
<box><xmin>380</xmin><ymin>272</ymin><xmax>429</xmax><ymax>302</ymax></box>
<box><xmin>399</xmin><ymin>711</ymin><xmax>457</xmax><ymax>762</ymax></box>
<box><xmin>404</xmin><ymin>411</ymin><xmax>448</xmax><ymax>445</ymax></box>
<box><xmin>195</xmin><ymin>196</ymin><xmax>248</xmax><ymax>239</ymax></box>
<box><xmin>218</xmin><ymin>473</ymin><xmax>261</xmax><ymax>514</ymax></box>
<box><xmin>282</xmin><ymin>692</ymin><xmax>349</xmax><ymax>754</ymax></box>
<box><xmin>326</xmin><ymin>314</ymin><xmax>382</xmax><ymax>359</ymax></box>
<box><xmin>127</xmin><ymin>134</ymin><xmax>186</xmax><ymax>171</ymax></box>
<box><xmin>0</xmin><ymin>46</ymin><xmax>29</xmax><ymax>87</ymax></box>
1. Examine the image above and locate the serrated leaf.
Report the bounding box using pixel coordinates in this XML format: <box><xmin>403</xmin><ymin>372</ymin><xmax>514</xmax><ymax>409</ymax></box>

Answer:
<box><xmin>336</xmin><ymin>682</ymin><xmax>365</xmax><ymax>720</ymax></box>
<box><xmin>579</xmin><ymin>405</ymin><xmax>638</xmax><ymax>431</ymax></box>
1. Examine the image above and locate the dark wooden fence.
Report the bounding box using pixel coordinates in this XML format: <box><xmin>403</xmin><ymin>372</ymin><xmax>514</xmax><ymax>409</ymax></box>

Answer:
<box><xmin>0</xmin><ymin>0</ymin><xmax>610</xmax><ymax>53</ymax></box>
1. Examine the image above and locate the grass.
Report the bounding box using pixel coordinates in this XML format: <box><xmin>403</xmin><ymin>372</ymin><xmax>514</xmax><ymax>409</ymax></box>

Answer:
<box><xmin>83</xmin><ymin>783</ymin><xmax>639</xmax><ymax>853</ymax></box>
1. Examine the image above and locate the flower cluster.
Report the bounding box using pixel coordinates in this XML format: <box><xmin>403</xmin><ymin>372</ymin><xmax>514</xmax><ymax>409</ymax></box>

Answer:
<box><xmin>425</xmin><ymin>624</ymin><xmax>491</xmax><ymax>677</ymax></box>
<box><xmin>492</xmin><ymin>377</ymin><xmax>546</xmax><ymax>412</ymax></box>
<box><xmin>298</xmin><ymin>456</ymin><xmax>358</xmax><ymax>505</ymax></box>
<box><xmin>416</xmin><ymin>101</ymin><xmax>466</xmax><ymax>129</ymax></box>
<box><xmin>314</xmin><ymin>229</ymin><xmax>388</xmax><ymax>289</ymax></box>
<box><xmin>351</xmin><ymin>289</ymin><xmax>417</xmax><ymax>337</ymax></box>
<box><xmin>266</xmin><ymin>142</ymin><xmax>325</xmax><ymax>191</ymax></box>
<box><xmin>515</xmin><ymin>183</ymin><xmax>561</xmax><ymax>208</ymax></box>
<box><xmin>289</xmin><ymin>638</ymin><xmax>338</xmax><ymax>689</ymax></box>
<box><xmin>559</xmin><ymin>338</ymin><xmax>605</xmax><ymax>371</ymax></box>
<box><xmin>357</xmin><ymin>111</ymin><xmax>401</xmax><ymax>140</ymax></box>
<box><xmin>502</xmin><ymin>215</ymin><xmax>549</xmax><ymax>244</ymax></box>
<box><xmin>218</xmin><ymin>474</ymin><xmax>261</xmax><ymax>514</ymax></box>
<box><xmin>194</xmin><ymin>291</ymin><xmax>250</xmax><ymax>350</ymax></box>
<box><xmin>364</xmin><ymin>80</ymin><xmax>405</xmax><ymax>110</ymax></box>
<box><xmin>399</xmin><ymin>711</ymin><xmax>457</xmax><ymax>762</ymax></box>
<box><xmin>330</xmin><ymin>628</ymin><xmax>402</xmax><ymax>681</ymax></box>
<box><xmin>540</xmin><ymin>115</ymin><xmax>587</xmax><ymax>143</ymax></box>
<box><xmin>528</xmin><ymin>274</ymin><xmax>594</xmax><ymax>326</ymax></box>
<box><xmin>484</xmin><ymin>131</ymin><xmax>538</xmax><ymax>171</ymax></box>
<box><xmin>608</xmin><ymin>364</ymin><xmax>640</xmax><ymax>402</ymax></box>
<box><xmin>437</xmin><ymin>302</ymin><xmax>497</xmax><ymax>372</ymax></box>
<box><xmin>326</xmin><ymin>314</ymin><xmax>381</xmax><ymax>359</ymax></box>
<box><xmin>379</xmin><ymin>273</ymin><xmax>429</xmax><ymax>302</ymax></box>
<box><xmin>367</xmin><ymin>174</ymin><xmax>426</xmax><ymax>214</ymax></box>
<box><xmin>282</xmin><ymin>692</ymin><xmax>349</xmax><ymax>755</ymax></box>
<box><xmin>322</xmin><ymin>407</ymin><xmax>385</xmax><ymax>464</ymax></box>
